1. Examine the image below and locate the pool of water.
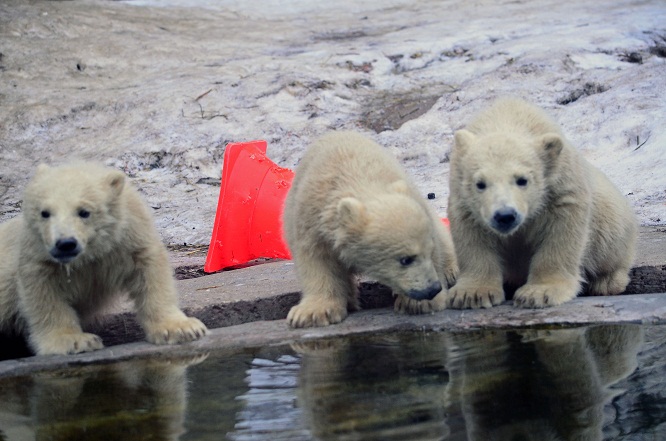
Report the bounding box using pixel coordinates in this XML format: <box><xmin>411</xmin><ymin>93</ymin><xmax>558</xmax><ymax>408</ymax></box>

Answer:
<box><xmin>0</xmin><ymin>324</ymin><xmax>665</xmax><ymax>440</ymax></box>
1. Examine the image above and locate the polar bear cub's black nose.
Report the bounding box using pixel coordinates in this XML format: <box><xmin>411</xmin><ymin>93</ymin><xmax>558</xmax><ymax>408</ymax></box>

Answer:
<box><xmin>56</xmin><ymin>238</ymin><xmax>78</xmax><ymax>252</ymax></box>
<box><xmin>492</xmin><ymin>207</ymin><xmax>520</xmax><ymax>233</ymax></box>
<box><xmin>407</xmin><ymin>280</ymin><xmax>442</xmax><ymax>301</ymax></box>
<box><xmin>424</xmin><ymin>281</ymin><xmax>442</xmax><ymax>300</ymax></box>
<box><xmin>51</xmin><ymin>237</ymin><xmax>81</xmax><ymax>263</ymax></box>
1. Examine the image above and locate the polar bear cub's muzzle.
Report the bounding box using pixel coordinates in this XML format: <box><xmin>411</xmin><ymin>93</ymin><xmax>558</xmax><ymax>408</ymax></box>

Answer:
<box><xmin>50</xmin><ymin>236</ymin><xmax>82</xmax><ymax>263</ymax></box>
<box><xmin>406</xmin><ymin>280</ymin><xmax>442</xmax><ymax>301</ymax></box>
<box><xmin>40</xmin><ymin>210</ymin><xmax>89</xmax><ymax>264</ymax></box>
<box><xmin>490</xmin><ymin>206</ymin><xmax>523</xmax><ymax>235</ymax></box>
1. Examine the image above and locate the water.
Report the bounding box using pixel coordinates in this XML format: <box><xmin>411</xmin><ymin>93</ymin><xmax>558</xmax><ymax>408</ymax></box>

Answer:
<box><xmin>1</xmin><ymin>325</ymin><xmax>665</xmax><ymax>440</ymax></box>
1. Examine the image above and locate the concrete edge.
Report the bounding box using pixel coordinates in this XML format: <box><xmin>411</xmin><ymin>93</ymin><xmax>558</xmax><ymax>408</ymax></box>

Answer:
<box><xmin>94</xmin><ymin>261</ymin><xmax>665</xmax><ymax>348</ymax></box>
<box><xmin>1</xmin><ymin>293</ymin><xmax>665</xmax><ymax>379</ymax></box>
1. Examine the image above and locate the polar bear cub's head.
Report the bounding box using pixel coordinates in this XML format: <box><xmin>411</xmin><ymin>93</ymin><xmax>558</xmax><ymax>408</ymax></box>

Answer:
<box><xmin>334</xmin><ymin>181</ymin><xmax>442</xmax><ymax>301</ymax></box>
<box><xmin>453</xmin><ymin>129</ymin><xmax>563</xmax><ymax>236</ymax></box>
<box><xmin>22</xmin><ymin>163</ymin><xmax>127</xmax><ymax>265</ymax></box>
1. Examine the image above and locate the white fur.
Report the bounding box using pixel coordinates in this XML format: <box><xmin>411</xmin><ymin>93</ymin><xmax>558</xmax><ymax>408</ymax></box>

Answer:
<box><xmin>0</xmin><ymin>162</ymin><xmax>207</xmax><ymax>355</ymax></box>
<box><xmin>283</xmin><ymin>132</ymin><xmax>458</xmax><ymax>328</ymax></box>
<box><xmin>447</xmin><ymin>98</ymin><xmax>637</xmax><ymax>309</ymax></box>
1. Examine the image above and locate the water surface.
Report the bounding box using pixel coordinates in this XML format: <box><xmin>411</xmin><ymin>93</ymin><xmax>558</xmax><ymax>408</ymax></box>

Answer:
<box><xmin>1</xmin><ymin>324</ymin><xmax>664</xmax><ymax>440</ymax></box>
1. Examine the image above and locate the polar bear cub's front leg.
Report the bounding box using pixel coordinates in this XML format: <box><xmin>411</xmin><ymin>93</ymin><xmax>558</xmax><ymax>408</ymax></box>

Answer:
<box><xmin>131</xmin><ymin>246</ymin><xmax>207</xmax><ymax>344</ymax></box>
<box><xmin>18</xmin><ymin>275</ymin><xmax>104</xmax><ymax>355</ymax></box>
<box><xmin>513</xmin><ymin>202</ymin><xmax>589</xmax><ymax>308</ymax></box>
<box><xmin>286</xmin><ymin>249</ymin><xmax>356</xmax><ymax>328</ymax></box>
<box><xmin>444</xmin><ymin>220</ymin><xmax>505</xmax><ymax>309</ymax></box>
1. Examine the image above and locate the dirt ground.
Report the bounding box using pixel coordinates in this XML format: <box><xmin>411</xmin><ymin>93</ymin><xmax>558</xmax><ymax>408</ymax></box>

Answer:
<box><xmin>1</xmin><ymin>0</ymin><xmax>664</xmax><ymax>246</ymax></box>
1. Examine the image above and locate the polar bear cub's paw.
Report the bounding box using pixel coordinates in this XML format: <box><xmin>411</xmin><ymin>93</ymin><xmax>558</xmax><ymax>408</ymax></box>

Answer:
<box><xmin>34</xmin><ymin>331</ymin><xmax>104</xmax><ymax>355</ymax></box>
<box><xmin>446</xmin><ymin>281</ymin><xmax>505</xmax><ymax>309</ymax></box>
<box><xmin>144</xmin><ymin>315</ymin><xmax>208</xmax><ymax>345</ymax></box>
<box><xmin>513</xmin><ymin>278</ymin><xmax>578</xmax><ymax>308</ymax></box>
<box><xmin>394</xmin><ymin>292</ymin><xmax>448</xmax><ymax>315</ymax></box>
<box><xmin>287</xmin><ymin>299</ymin><xmax>348</xmax><ymax>328</ymax></box>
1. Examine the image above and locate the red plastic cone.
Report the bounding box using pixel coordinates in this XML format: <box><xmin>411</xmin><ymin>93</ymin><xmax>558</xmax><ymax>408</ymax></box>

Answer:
<box><xmin>204</xmin><ymin>140</ymin><xmax>294</xmax><ymax>273</ymax></box>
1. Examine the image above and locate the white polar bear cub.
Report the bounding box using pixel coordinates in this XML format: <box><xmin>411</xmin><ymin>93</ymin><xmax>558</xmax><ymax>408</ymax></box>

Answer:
<box><xmin>447</xmin><ymin>98</ymin><xmax>637</xmax><ymax>309</ymax></box>
<box><xmin>0</xmin><ymin>163</ymin><xmax>207</xmax><ymax>355</ymax></box>
<box><xmin>283</xmin><ymin>131</ymin><xmax>458</xmax><ymax>328</ymax></box>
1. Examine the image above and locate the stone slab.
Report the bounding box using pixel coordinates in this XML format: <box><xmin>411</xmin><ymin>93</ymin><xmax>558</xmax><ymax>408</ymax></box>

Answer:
<box><xmin>1</xmin><ymin>293</ymin><xmax>666</xmax><ymax>379</ymax></box>
<box><xmin>634</xmin><ymin>226</ymin><xmax>666</xmax><ymax>267</ymax></box>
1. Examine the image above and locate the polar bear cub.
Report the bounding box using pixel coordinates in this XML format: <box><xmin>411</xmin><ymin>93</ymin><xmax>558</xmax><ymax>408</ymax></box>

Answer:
<box><xmin>447</xmin><ymin>98</ymin><xmax>637</xmax><ymax>309</ymax></box>
<box><xmin>284</xmin><ymin>131</ymin><xmax>458</xmax><ymax>328</ymax></box>
<box><xmin>0</xmin><ymin>163</ymin><xmax>207</xmax><ymax>355</ymax></box>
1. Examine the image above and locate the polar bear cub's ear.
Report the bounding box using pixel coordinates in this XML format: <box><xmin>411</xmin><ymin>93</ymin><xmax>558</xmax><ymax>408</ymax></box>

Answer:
<box><xmin>453</xmin><ymin>129</ymin><xmax>476</xmax><ymax>154</ymax></box>
<box><xmin>388</xmin><ymin>180</ymin><xmax>409</xmax><ymax>195</ymax></box>
<box><xmin>539</xmin><ymin>133</ymin><xmax>564</xmax><ymax>164</ymax></box>
<box><xmin>35</xmin><ymin>163</ymin><xmax>51</xmax><ymax>176</ymax></box>
<box><xmin>105</xmin><ymin>169</ymin><xmax>127</xmax><ymax>199</ymax></box>
<box><xmin>337</xmin><ymin>197</ymin><xmax>367</xmax><ymax>230</ymax></box>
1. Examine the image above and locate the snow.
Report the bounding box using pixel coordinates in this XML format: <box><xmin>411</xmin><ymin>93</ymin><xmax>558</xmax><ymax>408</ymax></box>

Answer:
<box><xmin>0</xmin><ymin>0</ymin><xmax>664</xmax><ymax>245</ymax></box>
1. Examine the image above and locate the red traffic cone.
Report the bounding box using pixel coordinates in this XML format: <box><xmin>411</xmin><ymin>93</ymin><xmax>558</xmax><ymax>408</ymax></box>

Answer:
<box><xmin>204</xmin><ymin>140</ymin><xmax>293</xmax><ymax>273</ymax></box>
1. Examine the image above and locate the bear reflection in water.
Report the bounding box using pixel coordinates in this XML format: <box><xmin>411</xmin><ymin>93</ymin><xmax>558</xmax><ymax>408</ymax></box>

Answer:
<box><xmin>0</xmin><ymin>326</ymin><xmax>643</xmax><ymax>440</ymax></box>
<box><xmin>445</xmin><ymin>325</ymin><xmax>642</xmax><ymax>441</ymax></box>
<box><xmin>0</xmin><ymin>354</ymin><xmax>206</xmax><ymax>441</ymax></box>
<box><xmin>294</xmin><ymin>325</ymin><xmax>642</xmax><ymax>441</ymax></box>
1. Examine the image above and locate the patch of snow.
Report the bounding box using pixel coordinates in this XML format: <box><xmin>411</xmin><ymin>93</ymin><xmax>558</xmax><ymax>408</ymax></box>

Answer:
<box><xmin>0</xmin><ymin>0</ymin><xmax>664</xmax><ymax>246</ymax></box>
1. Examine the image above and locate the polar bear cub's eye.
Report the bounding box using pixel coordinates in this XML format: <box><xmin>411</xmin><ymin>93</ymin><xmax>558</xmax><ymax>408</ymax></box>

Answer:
<box><xmin>78</xmin><ymin>209</ymin><xmax>91</xmax><ymax>219</ymax></box>
<box><xmin>399</xmin><ymin>255</ymin><xmax>417</xmax><ymax>266</ymax></box>
<box><xmin>41</xmin><ymin>210</ymin><xmax>51</xmax><ymax>219</ymax></box>
<box><xmin>475</xmin><ymin>181</ymin><xmax>486</xmax><ymax>190</ymax></box>
<box><xmin>516</xmin><ymin>177</ymin><xmax>528</xmax><ymax>187</ymax></box>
